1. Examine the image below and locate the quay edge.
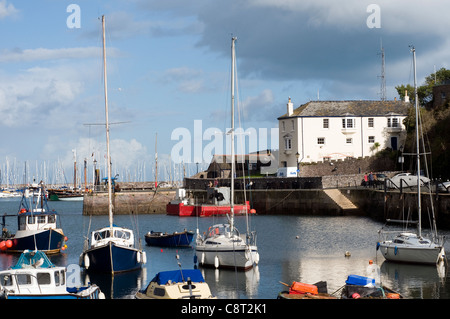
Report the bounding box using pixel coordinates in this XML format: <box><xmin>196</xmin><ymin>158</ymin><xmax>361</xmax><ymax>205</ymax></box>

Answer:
<box><xmin>81</xmin><ymin>186</ymin><xmax>450</xmax><ymax>229</ymax></box>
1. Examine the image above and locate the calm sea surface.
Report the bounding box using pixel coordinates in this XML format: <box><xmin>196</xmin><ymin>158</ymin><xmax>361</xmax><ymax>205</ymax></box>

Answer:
<box><xmin>1</xmin><ymin>198</ymin><xmax>450</xmax><ymax>299</ymax></box>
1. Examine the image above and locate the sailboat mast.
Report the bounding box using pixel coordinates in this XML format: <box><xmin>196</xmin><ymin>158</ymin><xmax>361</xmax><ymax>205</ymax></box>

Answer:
<box><xmin>412</xmin><ymin>46</ymin><xmax>422</xmax><ymax>237</ymax></box>
<box><xmin>230</xmin><ymin>37</ymin><xmax>236</xmax><ymax>231</ymax></box>
<box><xmin>102</xmin><ymin>15</ymin><xmax>114</xmax><ymax>230</ymax></box>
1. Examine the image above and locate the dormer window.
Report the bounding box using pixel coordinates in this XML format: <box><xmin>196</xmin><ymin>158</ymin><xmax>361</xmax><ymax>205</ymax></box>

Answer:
<box><xmin>341</xmin><ymin>114</ymin><xmax>356</xmax><ymax>135</ymax></box>
<box><xmin>342</xmin><ymin>118</ymin><xmax>355</xmax><ymax>128</ymax></box>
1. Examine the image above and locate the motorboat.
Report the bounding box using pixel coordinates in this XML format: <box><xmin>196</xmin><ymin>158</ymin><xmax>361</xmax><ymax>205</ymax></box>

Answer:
<box><xmin>135</xmin><ymin>269</ymin><xmax>215</xmax><ymax>299</ymax></box>
<box><xmin>0</xmin><ymin>182</ymin><xmax>66</xmax><ymax>254</ymax></box>
<box><xmin>0</xmin><ymin>250</ymin><xmax>104</xmax><ymax>299</ymax></box>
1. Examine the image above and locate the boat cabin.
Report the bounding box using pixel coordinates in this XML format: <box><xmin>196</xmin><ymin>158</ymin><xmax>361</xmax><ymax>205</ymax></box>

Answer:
<box><xmin>0</xmin><ymin>251</ymin><xmax>67</xmax><ymax>295</ymax></box>
<box><xmin>17</xmin><ymin>210</ymin><xmax>58</xmax><ymax>232</ymax></box>
<box><xmin>90</xmin><ymin>226</ymin><xmax>135</xmax><ymax>248</ymax></box>
<box><xmin>136</xmin><ymin>269</ymin><xmax>215</xmax><ymax>299</ymax></box>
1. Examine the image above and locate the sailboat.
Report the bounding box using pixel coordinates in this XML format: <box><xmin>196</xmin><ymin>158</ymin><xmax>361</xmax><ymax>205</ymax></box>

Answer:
<box><xmin>79</xmin><ymin>15</ymin><xmax>146</xmax><ymax>273</ymax></box>
<box><xmin>195</xmin><ymin>37</ymin><xmax>259</xmax><ymax>271</ymax></box>
<box><xmin>377</xmin><ymin>47</ymin><xmax>445</xmax><ymax>264</ymax></box>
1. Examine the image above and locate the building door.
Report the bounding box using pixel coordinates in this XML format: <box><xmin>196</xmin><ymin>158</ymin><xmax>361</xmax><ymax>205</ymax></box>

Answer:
<box><xmin>391</xmin><ymin>136</ymin><xmax>398</xmax><ymax>151</ymax></box>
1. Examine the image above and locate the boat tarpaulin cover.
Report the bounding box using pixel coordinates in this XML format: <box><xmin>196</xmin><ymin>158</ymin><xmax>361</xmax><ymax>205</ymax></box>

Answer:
<box><xmin>151</xmin><ymin>270</ymin><xmax>205</xmax><ymax>285</ymax></box>
<box><xmin>12</xmin><ymin>250</ymin><xmax>54</xmax><ymax>269</ymax></box>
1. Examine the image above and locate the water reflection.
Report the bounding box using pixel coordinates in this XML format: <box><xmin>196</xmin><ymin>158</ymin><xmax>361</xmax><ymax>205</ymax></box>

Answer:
<box><xmin>83</xmin><ymin>269</ymin><xmax>147</xmax><ymax>299</ymax></box>
<box><xmin>200</xmin><ymin>266</ymin><xmax>260</xmax><ymax>299</ymax></box>
<box><xmin>380</xmin><ymin>261</ymin><xmax>447</xmax><ymax>299</ymax></box>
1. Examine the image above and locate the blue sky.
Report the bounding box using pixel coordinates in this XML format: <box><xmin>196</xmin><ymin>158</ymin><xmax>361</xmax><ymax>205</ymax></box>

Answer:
<box><xmin>0</xmin><ymin>0</ymin><xmax>449</xmax><ymax>185</ymax></box>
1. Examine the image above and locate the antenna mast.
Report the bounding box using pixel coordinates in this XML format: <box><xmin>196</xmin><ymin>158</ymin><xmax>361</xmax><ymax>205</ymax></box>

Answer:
<box><xmin>378</xmin><ymin>41</ymin><xmax>386</xmax><ymax>101</ymax></box>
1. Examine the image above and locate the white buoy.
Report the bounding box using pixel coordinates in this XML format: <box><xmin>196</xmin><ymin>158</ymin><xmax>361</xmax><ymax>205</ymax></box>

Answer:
<box><xmin>345</xmin><ymin>251</ymin><xmax>351</xmax><ymax>257</ymax></box>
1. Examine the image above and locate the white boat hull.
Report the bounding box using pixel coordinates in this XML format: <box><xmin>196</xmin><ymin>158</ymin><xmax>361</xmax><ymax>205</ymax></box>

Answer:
<box><xmin>196</xmin><ymin>245</ymin><xmax>259</xmax><ymax>270</ymax></box>
<box><xmin>378</xmin><ymin>242</ymin><xmax>445</xmax><ymax>264</ymax></box>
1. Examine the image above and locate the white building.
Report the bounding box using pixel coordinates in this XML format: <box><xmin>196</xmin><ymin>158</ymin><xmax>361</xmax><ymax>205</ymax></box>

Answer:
<box><xmin>277</xmin><ymin>98</ymin><xmax>410</xmax><ymax>177</ymax></box>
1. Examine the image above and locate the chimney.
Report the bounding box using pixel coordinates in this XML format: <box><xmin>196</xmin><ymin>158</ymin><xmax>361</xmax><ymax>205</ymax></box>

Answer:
<box><xmin>287</xmin><ymin>97</ymin><xmax>293</xmax><ymax>116</ymax></box>
<box><xmin>404</xmin><ymin>89</ymin><xmax>410</xmax><ymax>103</ymax></box>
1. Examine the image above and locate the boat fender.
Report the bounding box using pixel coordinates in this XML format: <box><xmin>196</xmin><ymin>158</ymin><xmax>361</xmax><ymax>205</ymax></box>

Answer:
<box><xmin>193</xmin><ymin>255</ymin><xmax>198</xmax><ymax>264</ymax></box>
<box><xmin>254</xmin><ymin>252</ymin><xmax>260</xmax><ymax>265</ymax></box>
<box><xmin>84</xmin><ymin>254</ymin><xmax>90</xmax><ymax>269</ymax></box>
<box><xmin>142</xmin><ymin>251</ymin><xmax>147</xmax><ymax>264</ymax></box>
<box><xmin>5</xmin><ymin>240</ymin><xmax>12</xmax><ymax>248</ymax></box>
<box><xmin>214</xmin><ymin>256</ymin><xmax>219</xmax><ymax>268</ymax></box>
<box><xmin>351</xmin><ymin>293</ymin><xmax>360</xmax><ymax>299</ymax></box>
<box><xmin>394</xmin><ymin>246</ymin><xmax>398</xmax><ymax>255</ymax></box>
<box><xmin>376</xmin><ymin>242</ymin><xmax>380</xmax><ymax>250</ymax></box>
<box><xmin>201</xmin><ymin>253</ymin><xmax>205</xmax><ymax>264</ymax></box>
<box><xmin>137</xmin><ymin>252</ymin><xmax>141</xmax><ymax>263</ymax></box>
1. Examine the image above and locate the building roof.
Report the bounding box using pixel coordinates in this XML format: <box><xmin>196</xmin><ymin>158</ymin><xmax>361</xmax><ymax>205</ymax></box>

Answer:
<box><xmin>278</xmin><ymin>100</ymin><xmax>411</xmax><ymax>119</ymax></box>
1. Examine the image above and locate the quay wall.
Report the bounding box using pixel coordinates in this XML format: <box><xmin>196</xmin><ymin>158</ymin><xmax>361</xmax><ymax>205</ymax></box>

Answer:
<box><xmin>81</xmin><ymin>179</ymin><xmax>450</xmax><ymax>229</ymax></box>
<box><xmin>82</xmin><ymin>190</ymin><xmax>174</xmax><ymax>215</ymax></box>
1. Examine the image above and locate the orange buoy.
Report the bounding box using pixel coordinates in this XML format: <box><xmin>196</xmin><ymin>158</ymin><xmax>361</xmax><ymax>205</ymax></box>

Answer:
<box><xmin>250</xmin><ymin>209</ymin><xmax>256</xmax><ymax>214</ymax></box>
<box><xmin>386</xmin><ymin>293</ymin><xmax>400</xmax><ymax>299</ymax></box>
<box><xmin>0</xmin><ymin>241</ymin><xmax>6</xmax><ymax>250</ymax></box>
<box><xmin>5</xmin><ymin>240</ymin><xmax>12</xmax><ymax>248</ymax></box>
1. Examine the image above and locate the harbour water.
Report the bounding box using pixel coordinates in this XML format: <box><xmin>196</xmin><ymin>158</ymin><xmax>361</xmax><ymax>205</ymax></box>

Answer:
<box><xmin>1</xmin><ymin>198</ymin><xmax>450</xmax><ymax>299</ymax></box>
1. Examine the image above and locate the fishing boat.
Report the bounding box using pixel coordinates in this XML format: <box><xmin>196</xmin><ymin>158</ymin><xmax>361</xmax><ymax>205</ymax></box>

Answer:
<box><xmin>195</xmin><ymin>37</ymin><xmax>259</xmax><ymax>271</ymax></box>
<box><xmin>0</xmin><ymin>182</ymin><xmax>66</xmax><ymax>254</ymax></box>
<box><xmin>166</xmin><ymin>187</ymin><xmax>253</xmax><ymax>217</ymax></box>
<box><xmin>340</xmin><ymin>275</ymin><xmax>402</xmax><ymax>299</ymax></box>
<box><xmin>377</xmin><ymin>47</ymin><xmax>445</xmax><ymax>265</ymax></box>
<box><xmin>144</xmin><ymin>229</ymin><xmax>194</xmax><ymax>247</ymax></box>
<box><xmin>78</xmin><ymin>15</ymin><xmax>146</xmax><ymax>274</ymax></box>
<box><xmin>0</xmin><ymin>250</ymin><xmax>104</xmax><ymax>299</ymax></box>
<box><xmin>135</xmin><ymin>269</ymin><xmax>215</xmax><ymax>299</ymax></box>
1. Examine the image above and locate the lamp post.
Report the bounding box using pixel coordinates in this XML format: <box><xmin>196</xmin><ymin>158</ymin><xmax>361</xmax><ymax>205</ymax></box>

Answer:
<box><xmin>295</xmin><ymin>152</ymin><xmax>300</xmax><ymax>177</ymax></box>
<box><xmin>295</xmin><ymin>152</ymin><xmax>300</xmax><ymax>189</ymax></box>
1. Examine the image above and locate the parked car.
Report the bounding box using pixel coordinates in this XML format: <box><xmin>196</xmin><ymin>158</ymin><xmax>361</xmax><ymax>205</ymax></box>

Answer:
<box><xmin>386</xmin><ymin>173</ymin><xmax>430</xmax><ymax>189</ymax></box>
<box><xmin>437</xmin><ymin>181</ymin><xmax>450</xmax><ymax>193</ymax></box>
<box><xmin>375</xmin><ymin>173</ymin><xmax>387</xmax><ymax>185</ymax></box>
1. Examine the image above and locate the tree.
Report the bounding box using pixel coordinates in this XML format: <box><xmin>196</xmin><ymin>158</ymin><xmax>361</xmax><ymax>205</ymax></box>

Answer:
<box><xmin>396</xmin><ymin>68</ymin><xmax>450</xmax><ymax>107</ymax></box>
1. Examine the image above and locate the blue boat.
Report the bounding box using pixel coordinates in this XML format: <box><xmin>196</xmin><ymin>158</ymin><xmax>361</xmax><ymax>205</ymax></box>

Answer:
<box><xmin>0</xmin><ymin>250</ymin><xmax>104</xmax><ymax>299</ymax></box>
<box><xmin>80</xmin><ymin>226</ymin><xmax>146</xmax><ymax>273</ymax></box>
<box><xmin>145</xmin><ymin>230</ymin><xmax>194</xmax><ymax>247</ymax></box>
<box><xmin>0</xmin><ymin>183</ymin><xmax>66</xmax><ymax>254</ymax></box>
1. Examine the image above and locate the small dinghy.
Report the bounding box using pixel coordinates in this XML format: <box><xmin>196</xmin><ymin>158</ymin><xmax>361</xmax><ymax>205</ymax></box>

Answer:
<box><xmin>144</xmin><ymin>229</ymin><xmax>194</xmax><ymax>247</ymax></box>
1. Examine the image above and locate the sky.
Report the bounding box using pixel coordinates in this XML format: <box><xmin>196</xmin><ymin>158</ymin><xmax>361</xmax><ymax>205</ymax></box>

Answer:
<box><xmin>0</xmin><ymin>0</ymin><xmax>449</xmax><ymax>186</ymax></box>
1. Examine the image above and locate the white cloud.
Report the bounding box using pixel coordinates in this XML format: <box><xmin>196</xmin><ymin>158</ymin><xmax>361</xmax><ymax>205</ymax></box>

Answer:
<box><xmin>0</xmin><ymin>0</ymin><xmax>17</xmax><ymax>19</ymax></box>
<box><xmin>0</xmin><ymin>46</ymin><xmax>122</xmax><ymax>63</ymax></box>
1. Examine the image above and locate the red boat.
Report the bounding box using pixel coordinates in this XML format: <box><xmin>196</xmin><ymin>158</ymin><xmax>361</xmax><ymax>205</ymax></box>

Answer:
<box><xmin>166</xmin><ymin>187</ymin><xmax>255</xmax><ymax>217</ymax></box>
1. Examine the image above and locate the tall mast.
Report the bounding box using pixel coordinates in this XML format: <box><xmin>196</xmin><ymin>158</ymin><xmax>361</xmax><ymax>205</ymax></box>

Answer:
<box><xmin>102</xmin><ymin>15</ymin><xmax>114</xmax><ymax>230</ymax></box>
<box><xmin>230</xmin><ymin>37</ymin><xmax>236</xmax><ymax>231</ymax></box>
<box><xmin>412</xmin><ymin>46</ymin><xmax>421</xmax><ymax>237</ymax></box>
